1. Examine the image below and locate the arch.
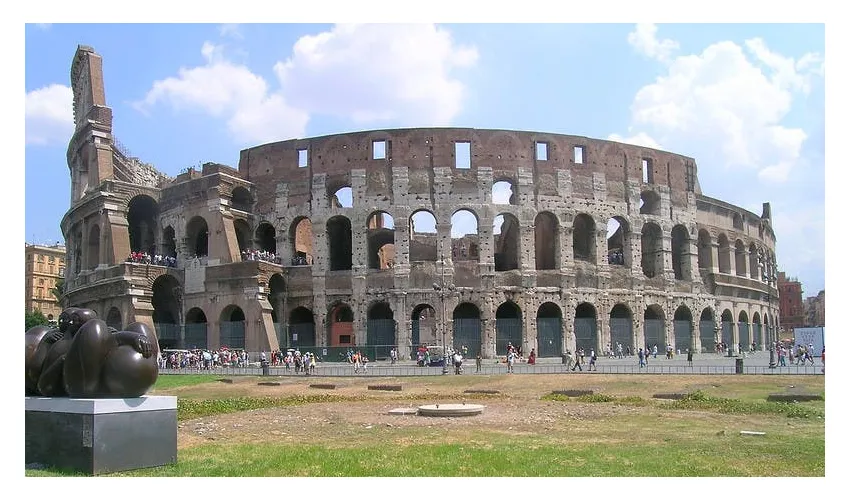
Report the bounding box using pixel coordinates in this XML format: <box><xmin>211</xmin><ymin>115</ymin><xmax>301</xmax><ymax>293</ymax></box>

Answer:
<box><xmin>411</xmin><ymin>304</ymin><xmax>438</xmax><ymax>352</ymax></box>
<box><xmin>126</xmin><ymin>195</ymin><xmax>158</xmax><ymax>254</ymax></box>
<box><xmin>534</xmin><ymin>211</ymin><xmax>559</xmax><ymax>270</ymax></box>
<box><xmin>536</xmin><ymin>302</ymin><xmax>563</xmax><ymax>358</ymax></box>
<box><xmin>331</xmin><ymin>186</ymin><xmax>353</xmax><ymax>208</ymax></box>
<box><xmin>233</xmin><ymin>219</ymin><xmax>252</xmax><ymax>256</ymax></box>
<box><xmin>738</xmin><ymin>310</ymin><xmax>750</xmax><ymax>351</ymax></box>
<box><xmin>495</xmin><ymin>301</ymin><xmax>522</xmax><ymax>355</ymax></box>
<box><xmin>367</xmin><ymin>302</ymin><xmax>396</xmax><ymax>359</ymax></box>
<box><xmin>219</xmin><ymin>305</ymin><xmax>246</xmax><ymax>349</ymax></box>
<box><xmin>452</xmin><ymin>302</ymin><xmax>482</xmax><ymax>358</ymax></box>
<box><xmin>290</xmin><ymin>217</ymin><xmax>313</xmax><ymax>265</ymax></box>
<box><xmin>87</xmin><ymin>224</ymin><xmax>100</xmax><ymax>269</ymax></box>
<box><xmin>494</xmin><ymin>212</ymin><xmax>520</xmax><ymax>271</ymax></box>
<box><xmin>106</xmin><ymin>307</ymin><xmax>122</xmax><ymax>331</ymax></box>
<box><xmin>152</xmin><ymin>274</ymin><xmax>181</xmax><ymax>347</ymax></box>
<box><xmin>697</xmin><ymin>229</ymin><xmax>713</xmax><ymax>270</ymax></box>
<box><xmin>451</xmin><ymin>209</ymin><xmax>479</xmax><ymax>262</ymax></box>
<box><xmin>255</xmin><ymin>222</ymin><xmax>277</xmax><ymax>254</ymax></box>
<box><xmin>161</xmin><ymin>226</ymin><xmax>176</xmax><ymax>258</ymax></box>
<box><xmin>289</xmin><ymin>306</ymin><xmax>316</xmax><ymax>349</ymax></box>
<box><xmin>572</xmin><ymin>213</ymin><xmax>596</xmax><ymax>262</ymax></box>
<box><xmin>231</xmin><ymin>186</ymin><xmax>253</xmax><ymax>212</ymax></box>
<box><xmin>673</xmin><ymin>305</ymin><xmax>693</xmax><ymax>352</ymax></box>
<box><xmin>735</xmin><ymin>239</ymin><xmax>747</xmax><ymax>277</ymax></box>
<box><xmin>186</xmin><ymin>216</ymin><xmax>209</xmax><ymax>257</ymax></box>
<box><xmin>184</xmin><ymin>307</ymin><xmax>208</xmax><ymax>349</ymax></box>
<box><xmin>641</xmin><ymin>222</ymin><xmax>663</xmax><ymax>278</ymax></box>
<box><xmin>606</xmin><ymin>216</ymin><xmax>630</xmax><ymax>267</ymax></box>
<box><xmin>699</xmin><ymin>307</ymin><xmax>715</xmax><ymax>353</ymax></box>
<box><xmin>749</xmin><ymin>242</ymin><xmax>760</xmax><ymax>279</ymax></box>
<box><xmin>721</xmin><ymin>309</ymin><xmax>734</xmax><ymax>348</ymax></box>
<box><xmin>671</xmin><ymin>224</ymin><xmax>690</xmax><ymax>280</ymax></box>
<box><xmin>327</xmin><ymin>216</ymin><xmax>353</xmax><ymax>271</ymax></box>
<box><xmin>367</xmin><ymin>211</ymin><xmax>396</xmax><ymax>270</ymax></box>
<box><xmin>643</xmin><ymin>305</ymin><xmax>666</xmax><ymax>352</ymax></box>
<box><xmin>732</xmin><ymin>213</ymin><xmax>743</xmax><ymax>230</ymax></box>
<box><xmin>574</xmin><ymin>302</ymin><xmax>597</xmax><ymax>354</ymax></box>
<box><xmin>409</xmin><ymin>210</ymin><xmax>438</xmax><ymax>262</ymax></box>
<box><xmin>328</xmin><ymin>303</ymin><xmax>354</xmax><ymax>347</ymax></box>
<box><xmin>639</xmin><ymin>190</ymin><xmax>661</xmax><ymax>215</ymax></box>
<box><xmin>609</xmin><ymin>303</ymin><xmax>633</xmax><ymax>355</ymax></box>
<box><xmin>717</xmin><ymin>233</ymin><xmax>731</xmax><ymax>274</ymax></box>
<box><xmin>492</xmin><ymin>180</ymin><xmax>516</xmax><ymax>205</ymax></box>
<box><xmin>752</xmin><ymin>312</ymin><xmax>762</xmax><ymax>351</ymax></box>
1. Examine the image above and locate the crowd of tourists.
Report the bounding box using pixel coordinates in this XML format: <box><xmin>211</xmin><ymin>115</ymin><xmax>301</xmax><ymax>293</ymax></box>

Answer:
<box><xmin>159</xmin><ymin>347</ymin><xmax>250</xmax><ymax>370</ymax></box>
<box><xmin>126</xmin><ymin>251</ymin><xmax>177</xmax><ymax>267</ymax></box>
<box><xmin>607</xmin><ymin>250</ymin><xmax>625</xmax><ymax>265</ymax></box>
<box><xmin>241</xmin><ymin>249</ymin><xmax>279</xmax><ymax>264</ymax></box>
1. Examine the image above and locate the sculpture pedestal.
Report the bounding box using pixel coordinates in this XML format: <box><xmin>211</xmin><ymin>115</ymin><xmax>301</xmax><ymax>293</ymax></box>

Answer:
<box><xmin>25</xmin><ymin>395</ymin><xmax>177</xmax><ymax>475</ymax></box>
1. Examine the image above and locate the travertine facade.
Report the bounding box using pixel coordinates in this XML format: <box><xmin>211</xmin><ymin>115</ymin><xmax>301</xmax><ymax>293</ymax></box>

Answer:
<box><xmin>59</xmin><ymin>45</ymin><xmax>780</xmax><ymax>358</ymax></box>
<box><xmin>24</xmin><ymin>243</ymin><xmax>66</xmax><ymax>321</ymax></box>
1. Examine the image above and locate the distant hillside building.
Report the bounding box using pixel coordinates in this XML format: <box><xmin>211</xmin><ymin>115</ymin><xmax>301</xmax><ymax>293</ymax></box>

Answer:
<box><xmin>25</xmin><ymin>242</ymin><xmax>66</xmax><ymax>321</ymax></box>
<box><xmin>804</xmin><ymin>290</ymin><xmax>825</xmax><ymax>327</ymax></box>
<box><xmin>777</xmin><ymin>272</ymin><xmax>805</xmax><ymax>333</ymax></box>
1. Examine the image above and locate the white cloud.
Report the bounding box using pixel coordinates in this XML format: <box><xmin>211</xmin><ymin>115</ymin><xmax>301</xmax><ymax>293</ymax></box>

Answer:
<box><xmin>219</xmin><ymin>24</ymin><xmax>242</xmax><ymax>39</ymax></box>
<box><xmin>607</xmin><ymin>131</ymin><xmax>662</xmax><ymax>150</ymax></box>
<box><xmin>274</xmin><ymin>23</ymin><xmax>478</xmax><ymax>126</ymax></box>
<box><xmin>627</xmin><ymin>23</ymin><xmax>679</xmax><ymax>62</ymax></box>
<box><xmin>25</xmin><ymin>84</ymin><xmax>74</xmax><ymax>146</ymax></box>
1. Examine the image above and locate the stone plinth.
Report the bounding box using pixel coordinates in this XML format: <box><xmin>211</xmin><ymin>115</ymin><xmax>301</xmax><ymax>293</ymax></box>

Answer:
<box><xmin>25</xmin><ymin>395</ymin><xmax>177</xmax><ymax>475</ymax></box>
<box><xmin>417</xmin><ymin>403</ymin><xmax>485</xmax><ymax>417</ymax></box>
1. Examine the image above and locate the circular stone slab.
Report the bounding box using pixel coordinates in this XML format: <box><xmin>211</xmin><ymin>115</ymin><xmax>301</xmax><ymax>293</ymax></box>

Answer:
<box><xmin>387</xmin><ymin>407</ymin><xmax>419</xmax><ymax>415</ymax></box>
<box><xmin>417</xmin><ymin>403</ymin><xmax>485</xmax><ymax>417</ymax></box>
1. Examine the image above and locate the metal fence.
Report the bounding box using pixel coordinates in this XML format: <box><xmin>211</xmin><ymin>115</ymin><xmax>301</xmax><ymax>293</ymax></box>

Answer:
<box><xmin>574</xmin><ymin>317</ymin><xmax>597</xmax><ymax>353</ymax></box>
<box><xmin>609</xmin><ymin>317</ymin><xmax>633</xmax><ymax>354</ymax></box>
<box><xmin>699</xmin><ymin>321</ymin><xmax>715</xmax><ymax>353</ymax></box>
<box><xmin>537</xmin><ymin>318</ymin><xmax>562</xmax><ymax>358</ymax></box>
<box><xmin>495</xmin><ymin>318</ymin><xmax>522</xmax><ymax>355</ymax></box>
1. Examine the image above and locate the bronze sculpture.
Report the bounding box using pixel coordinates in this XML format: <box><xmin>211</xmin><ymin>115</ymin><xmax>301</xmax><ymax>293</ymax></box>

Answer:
<box><xmin>25</xmin><ymin>307</ymin><xmax>159</xmax><ymax>398</ymax></box>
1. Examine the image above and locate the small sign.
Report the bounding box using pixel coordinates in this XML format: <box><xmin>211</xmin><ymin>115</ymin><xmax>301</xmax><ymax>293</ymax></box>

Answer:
<box><xmin>322</xmin><ymin>348</ymin><xmax>327</xmax><ymax>356</ymax></box>
<box><xmin>292</xmin><ymin>333</ymin><xmax>298</xmax><ymax>341</ymax></box>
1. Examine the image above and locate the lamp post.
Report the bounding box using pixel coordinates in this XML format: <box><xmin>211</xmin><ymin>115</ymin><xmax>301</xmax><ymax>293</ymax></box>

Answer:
<box><xmin>433</xmin><ymin>254</ymin><xmax>455</xmax><ymax>375</ymax></box>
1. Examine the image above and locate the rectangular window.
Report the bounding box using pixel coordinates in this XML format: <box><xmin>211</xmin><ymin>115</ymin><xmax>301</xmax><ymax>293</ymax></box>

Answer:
<box><xmin>58</xmin><ymin>267</ymin><xmax>65</xmax><ymax>277</ymax></box>
<box><xmin>372</xmin><ymin>140</ymin><xmax>386</xmax><ymax>160</ymax></box>
<box><xmin>573</xmin><ymin>146</ymin><xmax>584</xmax><ymax>164</ymax></box>
<box><xmin>455</xmin><ymin>141</ymin><xmax>471</xmax><ymax>169</ymax></box>
<box><xmin>38</xmin><ymin>255</ymin><xmax>44</xmax><ymax>262</ymax></box>
<box><xmin>297</xmin><ymin>149</ymin><xmax>308</xmax><ymax>168</ymax></box>
<box><xmin>339</xmin><ymin>335</ymin><xmax>352</xmax><ymax>344</ymax></box>
<box><xmin>642</xmin><ymin>158</ymin><xmax>653</xmax><ymax>183</ymax></box>
<box><xmin>536</xmin><ymin>142</ymin><xmax>548</xmax><ymax>161</ymax></box>
<box><xmin>685</xmin><ymin>163</ymin><xmax>696</xmax><ymax>192</ymax></box>
<box><xmin>49</xmin><ymin>256</ymin><xmax>55</xmax><ymax>263</ymax></box>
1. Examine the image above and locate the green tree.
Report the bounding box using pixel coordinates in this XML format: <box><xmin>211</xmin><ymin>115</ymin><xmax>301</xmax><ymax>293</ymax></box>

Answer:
<box><xmin>51</xmin><ymin>278</ymin><xmax>64</xmax><ymax>303</ymax></box>
<box><xmin>26</xmin><ymin>309</ymin><xmax>49</xmax><ymax>330</ymax></box>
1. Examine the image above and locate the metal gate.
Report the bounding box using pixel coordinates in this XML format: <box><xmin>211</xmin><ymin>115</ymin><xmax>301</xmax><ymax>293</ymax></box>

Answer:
<box><xmin>290</xmin><ymin>322</ymin><xmax>316</xmax><ymax>349</ymax></box>
<box><xmin>184</xmin><ymin>323</ymin><xmax>208</xmax><ymax>349</ymax></box>
<box><xmin>411</xmin><ymin>320</ymin><xmax>421</xmax><ymax>348</ymax></box>
<box><xmin>452</xmin><ymin>318</ymin><xmax>482</xmax><ymax>358</ymax></box>
<box><xmin>722</xmin><ymin>321</ymin><xmax>733</xmax><ymax>347</ymax></box>
<box><xmin>574</xmin><ymin>317</ymin><xmax>597</xmax><ymax>354</ymax></box>
<box><xmin>643</xmin><ymin>319</ymin><xmax>665</xmax><ymax>351</ymax></box>
<box><xmin>738</xmin><ymin>322</ymin><xmax>750</xmax><ymax>350</ymax></box>
<box><xmin>673</xmin><ymin>321</ymin><xmax>692</xmax><ymax>352</ymax></box>
<box><xmin>155</xmin><ymin>323</ymin><xmax>180</xmax><ymax>349</ymax></box>
<box><xmin>609</xmin><ymin>318</ymin><xmax>633</xmax><ymax>354</ymax></box>
<box><xmin>219</xmin><ymin>321</ymin><xmax>245</xmax><ymax>349</ymax></box>
<box><xmin>495</xmin><ymin>318</ymin><xmax>523</xmax><ymax>355</ymax></box>
<box><xmin>366</xmin><ymin>319</ymin><xmax>396</xmax><ymax>360</ymax></box>
<box><xmin>699</xmin><ymin>321</ymin><xmax>715</xmax><ymax>353</ymax></box>
<box><xmin>752</xmin><ymin>324</ymin><xmax>762</xmax><ymax>350</ymax></box>
<box><xmin>537</xmin><ymin>317</ymin><xmax>562</xmax><ymax>358</ymax></box>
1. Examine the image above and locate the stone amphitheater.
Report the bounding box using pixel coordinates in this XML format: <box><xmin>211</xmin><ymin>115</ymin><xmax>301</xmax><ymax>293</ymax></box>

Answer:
<box><xmin>59</xmin><ymin>45</ymin><xmax>780</xmax><ymax>360</ymax></box>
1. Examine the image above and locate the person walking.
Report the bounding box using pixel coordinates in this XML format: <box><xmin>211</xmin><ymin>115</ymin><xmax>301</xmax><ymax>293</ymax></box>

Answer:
<box><xmin>588</xmin><ymin>349</ymin><xmax>597</xmax><ymax>371</ymax></box>
<box><xmin>476</xmin><ymin>354</ymin><xmax>482</xmax><ymax>373</ymax></box>
<box><xmin>571</xmin><ymin>350</ymin><xmax>583</xmax><ymax>371</ymax></box>
<box><xmin>638</xmin><ymin>348</ymin><xmax>646</xmax><ymax>368</ymax></box>
<box><xmin>686</xmin><ymin>348</ymin><xmax>693</xmax><ymax>367</ymax></box>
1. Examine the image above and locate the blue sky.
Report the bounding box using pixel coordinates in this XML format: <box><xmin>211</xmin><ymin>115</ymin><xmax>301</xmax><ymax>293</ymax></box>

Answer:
<box><xmin>23</xmin><ymin>21</ymin><xmax>826</xmax><ymax>295</ymax></box>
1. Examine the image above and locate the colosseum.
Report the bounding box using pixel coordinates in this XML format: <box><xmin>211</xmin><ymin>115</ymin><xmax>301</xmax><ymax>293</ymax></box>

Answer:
<box><xmin>60</xmin><ymin>45</ymin><xmax>780</xmax><ymax>360</ymax></box>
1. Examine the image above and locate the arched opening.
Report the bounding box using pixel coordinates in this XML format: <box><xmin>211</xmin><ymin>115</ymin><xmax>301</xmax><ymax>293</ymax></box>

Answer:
<box><xmin>643</xmin><ymin>305</ymin><xmax>665</xmax><ymax>351</ymax></box>
<box><xmin>256</xmin><ymin>222</ymin><xmax>276</xmax><ymax>254</ymax></box>
<box><xmin>73</xmin><ymin>230</ymin><xmax>82</xmax><ymax>274</ymax></box>
<box><xmin>452</xmin><ymin>302</ymin><xmax>482</xmax><ymax>358</ymax></box>
<box><xmin>752</xmin><ymin>312</ymin><xmax>762</xmax><ymax>351</ymax></box>
<box><xmin>749</xmin><ymin>243</ymin><xmax>760</xmax><ymax>280</ymax></box>
<box><xmin>290</xmin><ymin>217</ymin><xmax>313</xmax><ymax>265</ymax></box>
<box><xmin>367</xmin><ymin>211</ymin><xmax>395</xmax><ymax>270</ymax></box>
<box><xmin>234</xmin><ymin>219</ymin><xmax>252</xmax><ymax>258</ymax></box>
<box><xmin>161</xmin><ymin>226</ymin><xmax>177</xmax><ymax>258</ymax></box>
<box><xmin>673</xmin><ymin>305</ymin><xmax>693</xmax><ymax>352</ymax></box>
<box><xmin>152</xmin><ymin>274</ymin><xmax>181</xmax><ymax>349</ymax></box>
<box><xmin>127</xmin><ymin>195</ymin><xmax>158</xmax><ymax>255</ymax></box>
<box><xmin>495</xmin><ymin>301</ymin><xmax>522</xmax><ymax>355</ymax></box>
<box><xmin>572</xmin><ymin>213</ymin><xmax>596</xmax><ymax>262</ymax></box>
<box><xmin>184</xmin><ymin>307</ymin><xmax>208</xmax><ymax>349</ymax></box>
<box><xmin>574</xmin><ymin>303</ymin><xmax>598</xmax><ymax>354</ymax></box>
<box><xmin>717</xmin><ymin>234</ymin><xmax>731</xmax><ymax>274</ymax></box>
<box><xmin>641</xmin><ymin>222</ymin><xmax>663</xmax><ymax>278</ymax></box>
<box><xmin>732</xmin><ymin>213</ymin><xmax>743</xmax><ymax>230</ymax></box>
<box><xmin>290</xmin><ymin>306</ymin><xmax>315</xmax><ymax>349</ymax></box>
<box><xmin>671</xmin><ymin>224</ymin><xmax>690</xmax><ymax>280</ymax></box>
<box><xmin>698</xmin><ymin>229</ymin><xmax>713</xmax><ymax>270</ymax></box>
<box><xmin>186</xmin><ymin>216</ymin><xmax>209</xmax><ymax>258</ymax></box>
<box><xmin>331</xmin><ymin>186</ymin><xmax>353</xmax><ymax>208</ymax></box>
<box><xmin>721</xmin><ymin>309</ymin><xmax>734</xmax><ymax>348</ymax></box>
<box><xmin>609</xmin><ymin>303</ymin><xmax>633</xmax><ymax>354</ymax></box>
<box><xmin>492</xmin><ymin>180</ymin><xmax>516</xmax><ymax>205</ymax></box>
<box><xmin>699</xmin><ymin>308</ymin><xmax>715</xmax><ymax>353</ymax></box>
<box><xmin>536</xmin><ymin>302</ymin><xmax>562</xmax><ymax>358</ymax></box>
<box><xmin>367</xmin><ymin>302</ymin><xmax>395</xmax><ymax>360</ymax></box>
<box><xmin>268</xmin><ymin>273</ymin><xmax>286</xmax><ymax>346</ymax></box>
<box><xmin>87</xmin><ymin>224</ymin><xmax>100</xmax><ymax>269</ymax></box>
<box><xmin>534</xmin><ymin>212</ymin><xmax>558</xmax><ymax>270</ymax></box>
<box><xmin>606</xmin><ymin>216</ymin><xmax>629</xmax><ymax>266</ymax></box>
<box><xmin>735</xmin><ymin>239</ymin><xmax>747</xmax><ymax>277</ymax></box>
<box><xmin>231</xmin><ymin>186</ymin><xmax>252</xmax><ymax>213</ymax></box>
<box><xmin>738</xmin><ymin>311</ymin><xmax>750</xmax><ymax>352</ymax></box>
<box><xmin>327</xmin><ymin>216</ymin><xmax>352</xmax><ymax>271</ymax></box>
<box><xmin>639</xmin><ymin>190</ymin><xmax>661</xmax><ymax>215</ymax></box>
<box><xmin>219</xmin><ymin>305</ymin><xmax>246</xmax><ymax>349</ymax></box>
<box><xmin>409</xmin><ymin>210</ymin><xmax>438</xmax><ymax>262</ymax></box>
<box><xmin>327</xmin><ymin>303</ymin><xmax>353</xmax><ymax>347</ymax></box>
<box><xmin>106</xmin><ymin>307</ymin><xmax>122</xmax><ymax>331</ymax></box>
<box><xmin>451</xmin><ymin>210</ymin><xmax>479</xmax><ymax>262</ymax></box>
<box><xmin>494</xmin><ymin>213</ymin><xmax>520</xmax><ymax>271</ymax></box>
<box><xmin>411</xmin><ymin>304</ymin><xmax>438</xmax><ymax>356</ymax></box>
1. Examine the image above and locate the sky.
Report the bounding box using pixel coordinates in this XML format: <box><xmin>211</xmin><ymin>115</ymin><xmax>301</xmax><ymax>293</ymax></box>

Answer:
<box><xmin>23</xmin><ymin>20</ymin><xmax>826</xmax><ymax>296</ymax></box>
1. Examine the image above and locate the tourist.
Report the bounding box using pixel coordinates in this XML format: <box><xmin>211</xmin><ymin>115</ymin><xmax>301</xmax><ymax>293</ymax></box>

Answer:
<box><xmin>506</xmin><ymin>349</ymin><xmax>515</xmax><ymax>374</ymax></box>
<box><xmin>588</xmin><ymin>349</ymin><xmax>597</xmax><ymax>371</ymax></box>
<box><xmin>527</xmin><ymin>348</ymin><xmax>536</xmax><ymax>365</ymax></box>
<box><xmin>687</xmin><ymin>348</ymin><xmax>693</xmax><ymax>367</ymax></box>
<box><xmin>638</xmin><ymin>348</ymin><xmax>646</xmax><ymax>368</ymax></box>
<box><xmin>476</xmin><ymin>354</ymin><xmax>482</xmax><ymax>373</ymax></box>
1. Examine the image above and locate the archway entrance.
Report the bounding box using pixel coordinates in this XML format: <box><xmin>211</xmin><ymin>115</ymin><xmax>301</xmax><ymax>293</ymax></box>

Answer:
<box><xmin>452</xmin><ymin>303</ymin><xmax>481</xmax><ymax>358</ymax></box>
<box><xmin>574</xmin><ymin>303</ymin><xmax>597</xmax><ymax>354</ymax></box>
<box><xmin>219</xmin><ymin>306</ymin><xmax>245</xmax><ymax>349</ymax></box>
<box><xmin>185</xmin><ymin>308</ymin><xmax>208</xmax><ymax>349</ymax></box>
<box><xmin>536</xmin><ymin>302</ymin><xmax>562</xmax><ymax>358</ymax></box>
<box><xmin>495</xmin><ymin>302</ymin><xmax>522</xmax><ymax>355</ymax></box>
<box><xmin>609</xmin><ymin>304</ymin><xmax>633</xmax><ymax>354</ymax></box>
